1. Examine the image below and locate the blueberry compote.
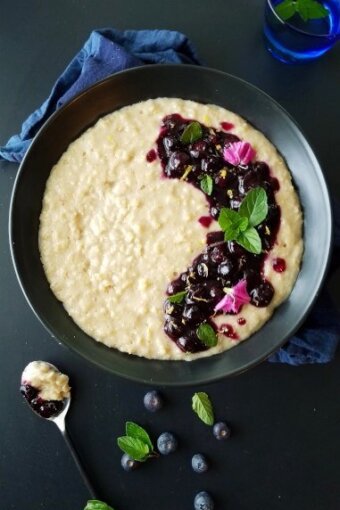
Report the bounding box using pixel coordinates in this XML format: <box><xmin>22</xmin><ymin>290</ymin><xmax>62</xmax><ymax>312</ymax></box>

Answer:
<box><xmin>153</xmin><ymin>114</ymin><xmax>281</xmax><ymax>354</ymax></box>
<box><xmin>20</xmin><ymin>384</ymin><xmax>64</xmax><ymax>418</ymax></box>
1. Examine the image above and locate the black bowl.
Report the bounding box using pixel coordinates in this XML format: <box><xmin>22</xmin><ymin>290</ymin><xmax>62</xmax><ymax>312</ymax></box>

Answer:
<box><xmin>9</xmin><ymin>65</ymin><xmax>332</xmax><ymax>385</ymax></box>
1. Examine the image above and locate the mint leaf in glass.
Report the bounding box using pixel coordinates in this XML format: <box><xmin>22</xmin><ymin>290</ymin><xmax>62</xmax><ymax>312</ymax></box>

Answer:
<box><xmin>239</xmin><ymin>187</ymin><xmax>268</xmax><ymax>227</ymax></box>
<box><xmin>297</xmin><ymin>0</ymin><xmax>329</xmax><ymax>21</ymax></box>
<box><xmin>192</xmin><ymin>392</ymin><xmax>214</xmax><ymax>426</ymax></box>
<box><xmin>84</xmin><ymin>500</ymin><xmax>115</xmax><ymax>510</ymax></box>
<box><xmin>237</xmin><ymin>227</ymin><xmax>262</xmax><ymax>255</ymax></box>
<box><xmin>275</xmin><ymin>0</ymin><xmax>328</xmax><ymax>21</ymax></box>
<box><xmin>117</xmin><ymin>436</ymin><xmax>150</xmax><ymax>461</ymax></box>
<box><xmin>197</xmin><ymin>323</ymin><xmax>218</xmax><ymax>347</ymax></box>
<box><xmin>168</xmin><ymin>290</ymin><xmax>187</xmax><ymax>304</ymax></box>
<box><xmin>126</xmin><ymin>421</ymin><xmax>153</xmax><ymax>452</ymax></box>
<box><xmin>180</xmin><ymin>121</ymin><xmax>203</xmax><ymax>144</ymax></box>
<box><xmin>275</xmin><ymin>0</ymin><xmax>297</xmax><ymax>20</ymax></box>
<box><xmin>200</xmin><ymin>174</ymin><xmax>213</xmax><ymax>195</ymax></box>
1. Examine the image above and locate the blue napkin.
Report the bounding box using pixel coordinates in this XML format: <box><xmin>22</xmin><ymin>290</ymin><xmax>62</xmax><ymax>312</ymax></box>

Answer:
<box><xmin>0</xmin><ymin>29</ymin><xmax>200</xmax><ymax>163</ymax></box>
<box><xmin>1</xmin><ymin>28</ymin><xmax>339</xmax><ymax>364</ymax></box>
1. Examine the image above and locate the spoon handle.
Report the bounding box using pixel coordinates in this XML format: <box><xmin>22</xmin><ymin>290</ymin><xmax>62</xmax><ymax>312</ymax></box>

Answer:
<box><xmin>56</xmin><ymin>421</ymin><xmax>97</xmax><ymax>499</ymax></box>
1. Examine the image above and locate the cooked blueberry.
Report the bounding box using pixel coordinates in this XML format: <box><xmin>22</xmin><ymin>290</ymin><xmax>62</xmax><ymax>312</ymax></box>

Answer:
<box><xmin>163</xmin><ymin>136</ymin><xmax>179</xmax><ymax>157</ymax></box>
<box><xmin>213</xmin><ymin>421</ymin><xmax>231</xmax><ymax>440</ymax></box>
<box><xmin>162</xmin><ymin>113</ymin><xmax>184</xmax><ymax>129</ymax></box>
<box><xmin>201</xmin><ymin>155</ymin><xmax>221</xmax><ymax>174</ymax></box>
<box><xmin>191</xmin><ymin>454</ymin><xmax>209</xmax><ymax>474</ymax></box>
<box><xmin>196</xmin><ymin>262</ymin><xmax>209</xmax><ymax>278</ymax></box>
<box><xmin>249</xmin><ymin>280</ymin><xmax>274</xmax><ymax>307</ymax></box>
<box><xmin>183</xmin><ymin>305</ymin><xmax>202</xmax><ymax>324</ymax></box>
<box><xmin>209</xmin><ymin>205</ymin><xmax>221</xmax><ymax>220</ymax></box>
<box><xmin>20</xmin><ymin>384</ymin><xmax>38</xmax><ymax>401</ymax></box>
<box><xmin>31</xmin><ymin>399</ymin><xmax>64</xmax><ymax>419</ymax></box>
<box><xmin>194</xmin><ymin>491</ymin><xmax>214</xmax><ymax>510</ymax></box>
<box><xmin>167</xmin><ymin>280</ymin><xmax>184</xmax><ymax>296</ymax></box>
<box><xmin>222</xmin><ymin>133</ymin><xmax>240</xmax><ymax>145</ymax></box>
<box><xmin>177</xmin><ymin>331</ymin><xmax>207</xmax><ymax>353</ymax></box>
<box><xmin>209</xmin><ymin>245</ymin><xmax>226</xmax><ymax>264</ymax></box>
<box><xmin>164</xmin><ymin>299</ymin><xmax>182</xmax><ymax>318</ymax></box>
<box><xmin>217</xmin><ymin>258</ymin><xmax>235</xmax><ymax>277</ymax></box>
<box><xmin>165</xmin><ymin>151</ymin><xmax>190</xmax><ymax>177</ymax></box>
<box><xmin>164</xmin><ymin>317</ymin><xmax>185</xmax><ymax>339</ymax></box>
<box><xmin>190</xmin><ymin>140</ymin><xmax>209</xmax><ymax>159</ymax></box>
<box><xmin>205</xmin><ymin>282</ymin><xmax>224</xmax><ymax>302</ymax></box>
<box><xmin>157</xmin><ymin>432</ymin><xmax>178</xmax><ymax>455</ymax></box>
<box><xmin>143</xmin><ymin>390</ymin><xmax>163</xmax><ymax>412</ymax></box>
<box><xmin>121</xmin><ymin>453</ymin><xmax>139</xmax><ymax>471</ymax></box>
<box><xmin>214</xmin><ymin>173</ymin><xmax>228</xmax><ymax>188</ymax></box>
<box><xmin>253</xmin><ymin>161</ymin><xmax>270</xmax><ymax>180</ymax></box>
<box><xmin>206</xmin><ymin>231</ymin><xmax>224</xmax><ymax>245</ymax></box>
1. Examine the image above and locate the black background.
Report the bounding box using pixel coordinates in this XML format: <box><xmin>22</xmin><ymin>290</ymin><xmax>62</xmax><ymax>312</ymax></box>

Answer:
<box><xmin>1</xmin><ymin>1</ymin><xmax>340</xmax><ymax>509</ymax></box>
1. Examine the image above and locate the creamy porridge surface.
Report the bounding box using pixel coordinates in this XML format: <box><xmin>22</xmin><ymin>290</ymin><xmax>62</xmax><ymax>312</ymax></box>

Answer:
<box><xmin>39</xmin><ymin>98</ymin><xmax>303</xmax><ymax>360</ymax></box>
<box><xmin>22</xmin><ymin>361</ymin><xmax>70</xmax><ymax>401</ymax></box>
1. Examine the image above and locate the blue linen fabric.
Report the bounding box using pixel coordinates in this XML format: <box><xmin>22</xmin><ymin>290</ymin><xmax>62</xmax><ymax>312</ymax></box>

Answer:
<box><xmin>0</xmin><ymin>28</ymin><xmax>339</xmax><ymax>364</ymax></box>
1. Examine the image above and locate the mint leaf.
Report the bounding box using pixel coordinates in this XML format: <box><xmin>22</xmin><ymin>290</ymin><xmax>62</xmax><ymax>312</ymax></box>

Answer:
<box><xmin>239</xmin><ymin>187</ymin><xmax>268</xmax><ymax>227</ymax></box>
<box><xmin>117</xmin><ymin>436</ymin><xmax>150</xmax><ymax>461</ymax></box>
<box><xmin>275</xmin><ymin>0</ymin><xmax>297</xmax><ymax>20</ymax></box>
<box><xmin>168</xmin><ymin>290</ymin><xmax>186</xmax><ymax>304</ymax></box>
<box><xmin>200</xmin><ymin>175</ymin><xmax>213</xmax><ymax>195</ymax></box>
<box><xmin>84</xmin><ymin>501</ymin><xmax>115</xmax><ymax>510</ymax></box>
<box><xmin>297</xmin><ymin>0</ymin><xmax>328</xmax><ymax>21</ymax></box>
<box><xmin>197</xmin><ymin>323</ymin><xmax>218</xmax><ymax>347</ymax></box>
<box><xmin>180</xmin><ymin>121</ymin><xmax>203</xmax><ymax>144</ymax></box>
<box><xmin>192</xmin><ymin>392</ymin><xmax>214</xmax><ymax>426</ymax></box>
<box><xmin>218</xmin><ymin>208</ymin><xmax>248</xmax><ymax>240</ymax></box>
<box><xmin>126</xmin><ymin>421</ymin><xmax>153</xmax><ymax>451</ymax></box>
<box><xmin>237</xmin><ymin>227</ymin><xmax>262</xmax><ymax>255</ymax></box>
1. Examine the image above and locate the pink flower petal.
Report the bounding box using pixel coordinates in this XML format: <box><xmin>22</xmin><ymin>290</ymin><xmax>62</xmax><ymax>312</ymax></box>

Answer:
<box><xmin>223</xmin><ymin>141</ymin><xmax>256</xmax><ymax>166</ymax></box>
<box><xmin>232</xmin><ymin>280</ymin><xmax>251</xmax><ymax>305</ymax></box>
<box><xmin>214</xmin><ymin>279</ymin><xmax>250</xmax><ymax>314</ymax></box>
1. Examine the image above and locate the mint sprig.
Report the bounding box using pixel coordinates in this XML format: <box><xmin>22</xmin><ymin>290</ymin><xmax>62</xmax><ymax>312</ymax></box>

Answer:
<box><xmin>239</xmin><ymin>187</ymin><xmax>268</xmax><ymax>227</ymax></box>
<box><xmin>200</xmin><ymin>175</ymin><xmax>213</xmax><ymax>195</ymax></box>
<box><xmin>192</xmin><ymin>392</ymin><xmax>214</xmax><ymax>426</ymax></box>
<box><xmin>275</xmin><ymin>0</ymin><xmax>328</xmax><ymax>22</ymax></box>
<box><xmin>218</xmin><ymin>187</ymin><xmax>268</xmax><ymax>255</ymax></box>
<box><xmin>197</xmin><ymin>323</ymin><xmax>218</xmax><ymax>347</ymax></box>
<box><xmin>117</xmin><ymin>421</ymin><xmax>155</xmax><ymax>461</ymax></box>
<box><xmin>168</xmin><ymin>290</ymin><xmax>187</xmax><ymax>304</ymax></box>
<box><xmin>84</xmin><ymin>501</ymin><xmax>114</xmax><ymax>510</ymax></box>
<box><xmin>180</xmin><ymin>121</ymin><xmax>203</xmax><ymax>144</ymax></box>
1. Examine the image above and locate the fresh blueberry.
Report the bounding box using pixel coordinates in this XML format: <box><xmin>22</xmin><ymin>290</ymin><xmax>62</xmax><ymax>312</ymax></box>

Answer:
<box><xmin>191</xmin><ymin>454</ymin><xmax>209</xmax><ymax>474</ymax></box>
<box><xmin>213</xmin><ymin>421</ymin><xmax>231</xmax><ymax>440</ymax></box>
<box><xmin>121</xmin><ymin>453</ymin><xmax>139</xmax><ymax>471</ymax></box>
<box><xmin>157</xmin><ymin>432</ymin><xmax>178</xmax><ymax>455</ymax></box>
<box><xmin>194</xmin><ymin>491</ymin><xmax>214</xmax><ymax>510</ymax></box>
<box><xmin>143</xmin><ymin>390</ymin><xmax>163</xmax><ymax>412</ymax></box>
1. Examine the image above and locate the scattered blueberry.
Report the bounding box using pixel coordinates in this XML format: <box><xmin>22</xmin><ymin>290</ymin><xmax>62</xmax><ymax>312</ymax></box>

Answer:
<box><xmin>143</xmin><ymin>390</ymin><xmax>163</xmax><ymax>412</ymax></box>
<box><xmin>121</xmin><ymin>453</ymin><xmax>139</xmax><ymax>471</ymax></box>
<box><xmin>191</xmin><ymin>453</ymin><xmax>209</xmax><ymax>474</ymax></box>
<box><xmin>194</xmin><ymin>491</ymin><xmax>214</xmax><ymax>510</ymax></box>
<box><xmin>157</xmin><ymin>432</ymin><xmax>178</xmax><ymax>455</ymax></box>
<box><xmin>213</xmin><ymin>421</ymin><xmax>231</xmax><ymax>440</ymax></box>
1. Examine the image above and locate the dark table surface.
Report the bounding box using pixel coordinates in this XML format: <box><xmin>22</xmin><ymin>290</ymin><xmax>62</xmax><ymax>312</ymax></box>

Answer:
<box><xmin>1</xmin><ymin>1</ymin><xmax>340</xmax><ymax>509</ymax></box>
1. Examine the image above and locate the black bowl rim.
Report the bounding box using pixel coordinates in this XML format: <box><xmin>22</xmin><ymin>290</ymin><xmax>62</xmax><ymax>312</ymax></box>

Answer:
<box><xmin>8</xmin><ymin>64</ymin><xmax>333</xmax><ymax>385</ymax></box>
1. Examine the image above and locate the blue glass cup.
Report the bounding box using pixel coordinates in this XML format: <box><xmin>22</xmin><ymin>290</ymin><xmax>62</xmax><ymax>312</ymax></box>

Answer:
<box><xmin>263</xmin><ymin>0</ymin><xmax>340</xmax><ymax>63</ymax></box>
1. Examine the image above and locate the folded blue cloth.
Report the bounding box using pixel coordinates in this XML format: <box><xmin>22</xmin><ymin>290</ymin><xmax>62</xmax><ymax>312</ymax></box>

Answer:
<box><xmin>1</xmin><ymin>28</ymin><xmax>339</xmax><ymax>364</ymax></box>
<box><xmin>0</xmin><ymin>29</ymin><xmax>200</xmax><ymax>163</ymax></box>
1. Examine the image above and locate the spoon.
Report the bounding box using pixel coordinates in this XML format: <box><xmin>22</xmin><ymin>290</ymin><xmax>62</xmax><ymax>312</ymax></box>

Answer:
<box><xmin>21</xmin><ymin>361</ymin><xmax>96</xmax><ymax>499</ymax></box>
